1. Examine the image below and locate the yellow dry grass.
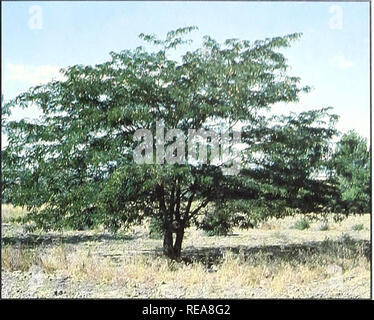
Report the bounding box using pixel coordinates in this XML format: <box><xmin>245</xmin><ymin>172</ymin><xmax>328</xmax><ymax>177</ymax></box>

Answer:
<box><xmin>1</xmin><ymin>205</ymin><xmax>370</xmax><ymax>298</ymax></box>
<box><xmin>2</xmin><ymin>234</ymin><xmax>370</xmax><ymax>298</ymax></box>
<box><xmin>1</xmin><ymin>204</ymin><xmax>28</xmax><ymax>223</ymax></box>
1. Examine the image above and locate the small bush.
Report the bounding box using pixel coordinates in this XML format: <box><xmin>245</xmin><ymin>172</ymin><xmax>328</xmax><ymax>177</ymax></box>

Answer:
<box><xmin>292</xmin><ymin>218</ymin><xmax>310</xmax><ymax>230</ymax></box>
<box><xmin>199</xmin><ymin>210</ymin><xmax>233</xmax><ymax>236</ymax></box>
<box><xmin>352</xmin><ymin>223</ymin><xmax>364</xmax><ymax>231</ymax></box>
<box><xmin>319</xmin><ymin>222</ymin><xmax>329</xmax><ymax>231</ymax></box>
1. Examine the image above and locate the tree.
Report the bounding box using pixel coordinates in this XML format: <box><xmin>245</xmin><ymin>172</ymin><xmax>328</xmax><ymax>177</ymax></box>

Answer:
<box><xmin>329</xmin><ymin>131</ymin><xmax>370</xmax><ymax>213</ymax></box>
<box><xmin>2</xmin><ymin>27</ymin><xmax>338</xmax><ymax>258</ymax></box>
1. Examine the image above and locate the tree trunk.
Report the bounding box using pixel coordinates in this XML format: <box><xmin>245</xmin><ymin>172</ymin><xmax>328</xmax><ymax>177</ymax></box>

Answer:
<box><xmin>157</xmin><ymin>183</ymin><xmax>188</xmax><ymax>259</ymax></box>
<box><xmin>163</xmin><ymin>227</ymin><xmax>174</xmax><ymax>258</ymax></box>
<box><xmin>162</xmin><ymin>222</ymin><xmax>185</xmax><ymax>259</ymax></box>
<box><xmin>173</xmin><ymin>224</ymin><xmax>185</xmax><ymax>258</ymax></box>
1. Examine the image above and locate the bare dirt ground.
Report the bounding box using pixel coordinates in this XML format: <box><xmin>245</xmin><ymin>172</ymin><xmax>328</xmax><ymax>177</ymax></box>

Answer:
<box><xmin>1</xmin><ymin>212</ymin><xmax>371</xmax><ymax>299</ymax></box>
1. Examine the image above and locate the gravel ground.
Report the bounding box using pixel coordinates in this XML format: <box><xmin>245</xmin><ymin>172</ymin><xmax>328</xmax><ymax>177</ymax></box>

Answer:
<box><xmin>1</xmin><ymin>268</ymin><xmax>370</xmax><ymax>299</ymax></box>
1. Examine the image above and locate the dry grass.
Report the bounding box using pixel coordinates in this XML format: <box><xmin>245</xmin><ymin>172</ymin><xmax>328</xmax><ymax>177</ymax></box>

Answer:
<box><xmin>1</xmin><ymin>234</ymin><xmax>370</xmax><ymax>298</ymax></box>
<box><xmin>1</xmin><ymin>205</ymin><xmax>371</xmax><ymax>298</ymax></box>
<box><xmin>2</xmin><ymin>245</ymin><xmax>37</xmax><ymax>272</ymax></box>
<box><xmin>1</xmin><ymin>204</ymin><xmax>28</xmax><ymax>223</ymax></box>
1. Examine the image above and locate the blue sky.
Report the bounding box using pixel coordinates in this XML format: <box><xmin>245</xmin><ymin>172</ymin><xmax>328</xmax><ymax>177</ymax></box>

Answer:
<box><xmin>1</xmin><ymin>1</ymin><xmax>370</xmax><ymax>142</ymax></box>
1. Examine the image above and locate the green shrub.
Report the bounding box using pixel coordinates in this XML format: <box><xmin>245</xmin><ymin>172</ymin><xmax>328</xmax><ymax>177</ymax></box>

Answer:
<box><xmin>199</xmin><ymin>210</ymin><xmax>233</xmax><ymax>236</ymax></box>
<box><xmin>292</xmin><ymin>218</ymin><xmax>310</xmax><ymax>230</ymax></box>
<box><xmin>352</xmin><ymin>223</ymin><xmax>364</xmax><ymax>231</ymax></box>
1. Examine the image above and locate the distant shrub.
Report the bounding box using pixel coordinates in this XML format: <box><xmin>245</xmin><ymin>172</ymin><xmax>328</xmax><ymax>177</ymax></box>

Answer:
<box><xmin>319</xmin><ymin>222</ymin><xmax>329</xmax><ymax>231</ymax></box>
<box><xmin>352</xmin><ymin>223</ymin><xmax>364</xmax><ymax>231</ymax></box>
<box><xmin>338</xmin><ymin>233</ymin><xmax>362</xmax><ymax>253</ymax></box>
<box><xmin>199</xmin><ymin>210</ymin><xmax>233</xmax><ymax>236</ymax></box>
<box><xmin>292</xmin><ymin>218</ymin><xmax>310</xmax><ymax>230</ymax></box>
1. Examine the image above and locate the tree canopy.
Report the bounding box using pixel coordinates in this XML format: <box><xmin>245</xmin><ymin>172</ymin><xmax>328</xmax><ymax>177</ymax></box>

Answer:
<box><xmin>2</xmin><ymin>27</ymin><xmax>340</xmax><ymax>258</ymax></box>
<box><xmin>328</xmin><ymin>130</ymin><xmax>370</xmax><ymax>214</ymax></box>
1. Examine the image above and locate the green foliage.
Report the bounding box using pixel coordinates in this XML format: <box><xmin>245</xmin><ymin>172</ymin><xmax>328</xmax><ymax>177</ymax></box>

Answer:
<box><xmin>329</xmin><ymin>131</ymin><xmax>370</xmax><ymax>213</ymax></box>
<box><xmin>2</xmin><ymin>26</ymin><xmax>339</xmax><ymax>257</ymax></box>
<box><xmin>199</xmin><ymin>209</ymin><xmax>233</xmax><ymax>236</ymax></box>
<box><xmin>292</xmin><ymin>218</ymin><xmax>310</xmax><ymax>230</ymax></box>
<box><xmin>319</xmin><ymin>222</ymin><xmax>329</xmax><ymax>231</ymax></box>
<box><xmin>149</xmin><ymin>217</ymin><xmax>164</xmax><ymax>239</ymax></box>
<box><xmin>241</xmin><ymin>108</ymin><xmax>339</xmax><ymax>214</ymax></box>
<box><xmin>352</xmin><ymin>223</ymin><xmax>364</xmax><ymax>231</ymax></box>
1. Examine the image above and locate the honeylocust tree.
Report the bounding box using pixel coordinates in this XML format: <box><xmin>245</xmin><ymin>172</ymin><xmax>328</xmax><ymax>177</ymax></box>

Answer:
<box><xmin>2</xmin><ymin>27</ymin><xmax>337</xmax><ymax>258</ymax></box>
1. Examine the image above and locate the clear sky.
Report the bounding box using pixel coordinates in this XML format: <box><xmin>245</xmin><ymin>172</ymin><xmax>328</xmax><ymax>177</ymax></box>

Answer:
<box><xmin>1</xmin><ymin>1</ymin><xmax>370</xmax><ymax>143</ymax></box>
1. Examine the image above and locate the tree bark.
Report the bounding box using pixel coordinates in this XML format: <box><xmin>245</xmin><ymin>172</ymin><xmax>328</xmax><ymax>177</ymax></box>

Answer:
<box><xmin>163</xmin><ymin>227</ymin><xmax>175</xmax><ymax>258</ymax></box>
<box><xmin>156</xmin><ymin>184</ymin><xmax>176</xmax><ymax>258</ymax></box>
<box><xmin>173</xmin><ymin>223</ymin><xmax>185</xmax><ymax>258</ymax></box>
<box><xmin>157</xmin><ymin>183</ymin><xmax>193</xmax><ymax>259</ymax></box>
<box><xmin>162</xmin><ymin>222</ymin><xmax>185</xmax><ymax>259</ymax></box>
